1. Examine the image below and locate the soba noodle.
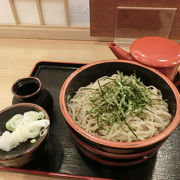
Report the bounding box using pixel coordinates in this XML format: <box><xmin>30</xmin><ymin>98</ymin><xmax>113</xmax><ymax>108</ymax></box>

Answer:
<box><xmin>67</xmin><ymin>71</ymin><xmax>171</xmax><ymax>142</ymax></box>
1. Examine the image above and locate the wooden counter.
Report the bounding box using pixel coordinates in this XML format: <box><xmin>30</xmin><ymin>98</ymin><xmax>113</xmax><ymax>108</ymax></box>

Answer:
<box><xmin>0</xmin><ymin>38</ymin><xmax>115</xmax><ymax>180</ymax></box>
<box><xmin>0</xmin><ymin>38</ymin><xmax>179</xmax><ymax>180</ymax></box>
<box><xmin>0</xmin><ymin>38</ymin><xmax>116</xmax><ymax>110</ymax></box>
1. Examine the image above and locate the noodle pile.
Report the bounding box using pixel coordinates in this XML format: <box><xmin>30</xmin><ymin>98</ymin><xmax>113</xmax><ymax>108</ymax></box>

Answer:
<box><xmin>67</xmin><ymin>72</ymin><xmax>171</xmax><ymax>142</ymax></box>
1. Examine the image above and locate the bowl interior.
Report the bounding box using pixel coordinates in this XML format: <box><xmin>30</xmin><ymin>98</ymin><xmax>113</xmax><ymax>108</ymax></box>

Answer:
<box><xmin>65</xmin><ymin>61</ymin><xmax>177</xmax><ymax>124</ymax></box>
<box><xmin>12</xmin><ymin>77</ymin><xmax>41</xmax><ymax>97</ymax></box>
<box><xmin>0</xmin><ymin>103</ymin><xmax>49</xmax><ymax>160</ymax></box>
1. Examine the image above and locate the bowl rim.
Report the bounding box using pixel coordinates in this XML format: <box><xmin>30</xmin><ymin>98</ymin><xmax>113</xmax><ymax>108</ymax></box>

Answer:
<box><xmin>0</xmin><ymin>103</ymin><xmax>50</xmax><ymax>160</ymax></box>
<box><xmin>11</xmin><ymin>77</ymin><xmax>42</xmax><ymax>99</ymax></box>
<box><xmin>60</xmin><ymin>59</ymin><xmax>180</xmax><ymax>149</ymax></box>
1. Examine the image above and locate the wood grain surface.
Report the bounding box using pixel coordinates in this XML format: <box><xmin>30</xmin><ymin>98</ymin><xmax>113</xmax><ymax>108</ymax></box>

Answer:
<box><xmin>90</xmin><ymin>0</ymin><xmax>180</xmax><ymax>40</ymax></box>
<box><xmin>0</xmin><ymin>38</ymin><xmax>179</xmax><ymax>180</ymax></box>
<box><xmin>0</xmin><ymin>38</ymin><xmax>115</xmax><ymax>180</ymax></box>
<box><xmin>0</xmin><ymin>38</ymin><xmax>115</xmax><ymax>111</ymax></box>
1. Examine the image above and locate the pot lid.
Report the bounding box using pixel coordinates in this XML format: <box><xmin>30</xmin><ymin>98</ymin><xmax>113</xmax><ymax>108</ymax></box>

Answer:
<box><xmin>130</xmin><ymin>36</ymin><xmax>180</xmax><ymax>68</ymax></box>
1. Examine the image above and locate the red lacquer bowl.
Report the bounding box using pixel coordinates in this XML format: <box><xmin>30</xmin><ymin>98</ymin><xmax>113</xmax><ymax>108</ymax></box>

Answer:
<box><xmin>59</xmin><ymin>60</ymin><xmax>180</xmax><ymax>166</ymax></box>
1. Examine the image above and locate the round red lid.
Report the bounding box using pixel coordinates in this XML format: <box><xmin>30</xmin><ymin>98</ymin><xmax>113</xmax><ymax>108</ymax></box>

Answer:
<box><xmin>130</xmin><ymin>36</ymin><xmax>180</xmax><ymax>68</ymax></box>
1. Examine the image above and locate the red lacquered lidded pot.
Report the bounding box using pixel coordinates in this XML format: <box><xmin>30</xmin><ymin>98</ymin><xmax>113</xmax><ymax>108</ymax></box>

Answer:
<box><xmin>108</xmin><ymin>36</ymin><xmax>180</xmax><ymax>82</ymax></box>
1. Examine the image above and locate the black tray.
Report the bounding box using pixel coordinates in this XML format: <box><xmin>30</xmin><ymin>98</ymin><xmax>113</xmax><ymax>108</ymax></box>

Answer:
<box><xmin>1</xmin><ymin>61</ymin><xmax>180</xmax><ymax>180</ymax></box>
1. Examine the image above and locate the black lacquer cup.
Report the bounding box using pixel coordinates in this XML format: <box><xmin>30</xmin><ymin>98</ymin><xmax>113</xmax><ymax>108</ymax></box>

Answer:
<box><xmin>11</xmin><ymin>77</ymin><xmax>53</xmax><ymax>114</ymax></box>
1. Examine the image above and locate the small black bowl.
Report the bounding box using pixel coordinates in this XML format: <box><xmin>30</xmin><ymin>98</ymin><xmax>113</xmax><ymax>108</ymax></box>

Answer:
<box><xmin>0</xmin><ymin>103</ymin><xmax>49</xmax><ymax>167</ymax></box>
<box><xmin>11</xmin><ymin>77</ymin><xmax>54</xmax><ymax>115</ymax></box>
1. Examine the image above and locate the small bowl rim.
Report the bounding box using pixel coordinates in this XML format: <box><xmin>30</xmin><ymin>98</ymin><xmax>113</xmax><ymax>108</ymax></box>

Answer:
<box><xmin>0</xmin><ymin>103</ymin><xmax>49</xmax><ymax>161</ymax></box>
<box><xmin>60</xmin><ymin>59</ymin><xmax>180</xmax><ymax>149</ymax></box>
<box><xmin>11</xmin><ymin>77</ymin><xmax>42</xmax><ymax>99</ymax></box>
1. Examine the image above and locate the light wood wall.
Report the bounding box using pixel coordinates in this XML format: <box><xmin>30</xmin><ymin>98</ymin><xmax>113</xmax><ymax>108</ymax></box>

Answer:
<box><xmin>0</xmin><ymin>0</ymin><xmax>114</xmax><ymax>41</ymax></box>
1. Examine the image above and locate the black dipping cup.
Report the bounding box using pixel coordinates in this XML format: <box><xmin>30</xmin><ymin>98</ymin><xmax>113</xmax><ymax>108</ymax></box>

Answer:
<box><xmin>11</xmin><ymin>77</ymin><xmax>53</xmax><ymax>114</ymax></box>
